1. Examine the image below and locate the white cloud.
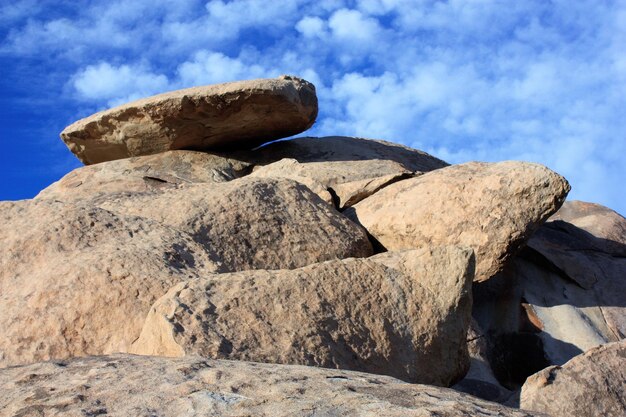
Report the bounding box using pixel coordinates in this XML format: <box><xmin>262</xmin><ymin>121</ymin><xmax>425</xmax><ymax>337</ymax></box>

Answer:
<box><xmin>328</xmin><ymin>8</ymin><xmax>382</xmax><ymax>43</ymax></box>
<box><xmin>296</xmin><ymin>16</ymin><xmax>327</xmax><ymax>38</ymax></box>
<box><xmin>72</xmin><ymin>62</ymin><xmax>169</xmax><ymax>107</ymax></box>
<box><xmin>176</xmin><ymin>51</ymin><xmax>269</xmax><ymax>86</ymax></box>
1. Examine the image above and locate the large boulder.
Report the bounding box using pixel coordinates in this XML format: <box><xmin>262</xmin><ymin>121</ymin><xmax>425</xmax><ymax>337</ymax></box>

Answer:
<box><xmin>36</xmin><ymin>150</ymin><xmax>252</xmax><ymax>203</ymax></box>
<box><xmin>131</xmin><ymin>247</ymin><xmax>474</xmax><ymax>386</ymax></box>
<box><xmin>61</xmin><ymin>75</ymin><xmax>318</xmax><ymax>164</ymax></box>
<box><xmin>95</xmin><ymin>177</ymin><xmax>373</xmax><ymax>272</ymax></box>
<box><xmin>0</xmin><ymin>354</ymin><xmax>546</xmax><ymax>417</ymax></box>
<box><xmin>520</xmin><ymin>340</ymin><xmax>626</xmax><ymax>417</ymax></box>
<box><xmin>347</xmin><ymin>161</ymin><xmax>570</xmax><ymax>282</ymax></box>
<box><xmin>0</xmin><ymin>200</ymin><xmax>220</xmax><ymax>368</ymax></box>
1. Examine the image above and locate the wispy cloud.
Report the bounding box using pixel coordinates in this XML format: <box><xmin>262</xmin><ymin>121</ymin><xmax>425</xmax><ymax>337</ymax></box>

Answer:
<box><xmin>2</xmin><ymin>0</ymin><xmax>625</xmax><ymax>213</ymax></box>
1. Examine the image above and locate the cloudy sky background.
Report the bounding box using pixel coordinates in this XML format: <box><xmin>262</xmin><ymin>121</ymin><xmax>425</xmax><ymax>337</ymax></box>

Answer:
<box><xmin>1</xmin><ymin>0</ymin><xmax>625</xmax><ymax>214</ymax></box>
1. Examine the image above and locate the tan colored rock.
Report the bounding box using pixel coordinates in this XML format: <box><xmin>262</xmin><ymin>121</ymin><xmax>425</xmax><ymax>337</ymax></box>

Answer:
<box><xmin>96</xmin><ymin>177</ymin><xmax>373</xmax><ymax>272</ymax></box>
<box><xmin>131</xmin><ymin>247</ymin><xmax>474</xmax><ymax>386</ymax></box>
<box><xmin>0</xmin><ymin>354</ymin><xmax>546</xmax><ymax>417</ymax></box>
<box><xmin>249</xmin><ymin>158</ymin><xmax>335</xmax><ymax>204</ymax></box>
<box><xmin>245</xmin><ymin>136</ymin><xmax>446</xmax><ymax>207</ymax></box>
<box><xmin>348</xmin><ymin>161</ymin><xmax>570</xmax><ymax>282</ymax></box>
<box><xmin>61</xmin><ymin>75</ymin><xmax>318</xmax><ymax>164</ymax></box>
<box><xmin>0</xmin><ymin>199</ymin><xmax>220</xmax><ymax>368</ymax></box>
<box><xmin>331</xmin><ymin>172</ymin><xmax>414</xmax><ymax>208</ymax></box>
<box><xmin>36</xmin><ymin>150</ymin><xmax>252</xmax><ymax>203</ymax></box>
<box><xmin>252</xmin><ymin>136</ymin><xmax>448</xmax><ymax>173</ymax></box>
<box><xmin>520</xmin><ymin>340</ymin><xmax>626</xmax><ymax>417</ymax></box>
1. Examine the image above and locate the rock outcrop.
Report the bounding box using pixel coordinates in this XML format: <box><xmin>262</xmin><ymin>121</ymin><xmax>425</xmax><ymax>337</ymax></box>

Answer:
<box><xmin>247</xmin><ymin>136</ymin><xmax>447</xmax><ymax>208</ymax></box>
<box><xmin>61</xmin><ymin>76</ymin><xmax>317</xmax><ymax>164</ymax></box>
<box><xmin>2</xmin><ymin>75</ymin><xmax>622</xmax><ymax>416</ymax></box>
<box><xmin>0</xmin><ymin>354</ymin><xmax>546</xmax><ymax>417</ymax></box>
<box><xmin>36</xmin><ymin>150</ymin><xmax>252</xmax><ymax>203</ymax></box>
<box><xmin>131</xmin><ymin>247</ymin><xmax>475</xmax><ymax>386</ymax></box>
<box><xmin>0</xmin><ymin>200</ymin><xmax>220</xmax><ymax>367</ymax></box>
<box><xmin>347</xmin><ymin>161</ymin><xmax>570</xmax><ymax>282</ymax></box>
<box><xmin>520</xmin><ymin>340</ymin><xmax>626</xmax><ymax>417</ymax></box>
<box><xmin>93</xmin><ymin>177</ymin><xmax>373</xmax><ymax>271</ymax></box>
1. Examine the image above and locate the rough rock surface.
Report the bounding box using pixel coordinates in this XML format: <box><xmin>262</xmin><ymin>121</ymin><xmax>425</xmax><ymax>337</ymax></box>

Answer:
<box><xmin>0</xmin><ymin>354</ymin><xmax>546</xmax><ymax>417</ymax></box>
<box><xmin>95</xmin><ymin>177</ymin><xmax>373</xmax><ymax>272</ymax></box>
<box><xmin>61</xmin><ymin>76</ymin><xmax>318</xmax><ymax>164</ymax></box>
<box><xmin>520</xmin><ymin>340</ymin><xmax>626</xmax><ymax>417</ymax></box>
<box><xmin>245</xmin><ymin>136</ymin><xmax>446</xmax><ymax>208</ymax></box>
<box><xmin>36</xmin><ymin>150</ymin><xmax>252</xmax><ymax>203</ymax></box>
<box><xmin>348</xmin><ymin>161</ymin><xmax>570</xmax><ymax>282</ymax></box>
<box><xmin>0</xmin><ymin>200</ymin><xmax>220</xmax><ymax>368</ymax></box>
<box><xmin>131</xmin><ymin>247</ymin><xmax>474</xmax><ymax>386</ymax></box>
<box><xmin>472</xmin><ymin>201</ymin><xmax>626</xmax><ymax>386</ymax></box>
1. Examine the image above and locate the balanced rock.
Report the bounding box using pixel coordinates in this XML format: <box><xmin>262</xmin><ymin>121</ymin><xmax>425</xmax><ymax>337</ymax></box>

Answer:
<box><xmin>0</xmin><ymin>355</ymin><xmax>545</xmax><ymax>417</ymax></box>
<box><xmin>36</xmin><ymin>150</ymin><xmax>252</xmax><ymax>203</ymax></box>
<box><xmin>131</xmin><ymin>247</ymin><xmax>474</xmax><ymax>386</ymax></box>
<box><xmin>347</xmin><ymin>161</ymin><xmax>570</xmax><ymax>282</ymax></box>
<box><xmin>520</xmin><ymin>340</ymin><xmax>626</xmax><ymax>417</ymax></box>
<box><xmin>61</xmin><ymin>75</ymin><xmax>318</xmax><ymax>164</ymax></box>
<box><xmin>0</xmin><ymin>200</ymin><xmax>220</xmax><ymax>368</ymax></box>
<box><xmin>94</xmin><ymin>177</ymin><xmax>373</xmax><ymax>271</ymax></box>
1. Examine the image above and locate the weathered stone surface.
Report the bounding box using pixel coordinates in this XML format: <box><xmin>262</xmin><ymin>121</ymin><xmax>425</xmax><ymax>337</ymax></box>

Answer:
<box><xmin>245</xmin><ymin>136</ymin><xmax>446</xmax><ymax>208</ymax></box>
<box><xmin>471</xmin><ymin>200</ymin><xmax>626</xmax><ymax>383</ymax></box>
<box><xmin>0</xmin><ymin>355</ymin><xmax>546</xmax><ymax>417</ymax></box>
<box><xmin>348</xmin><ymin>161</ymin><xmax>570</xmax><ymax>282</ymax></box>
<box><xmin>520</xmin><ymin>340</ymin><xmax>626</xmax><ymax>417</ymax></box>
<box><xmin>131</xmin><ymin>247</ymin><xmax>474</xmax><ymax>386</ymax></box>
<box><xmin>96</xmin><ymin>177</ymin><xmax>373</xmax><ymax>272</ymax></box>
<box><xmin>61</xmin><ymin>76</ymin><xmax>318</xmax><ymax>164</ymax></box>
<box><xmin>0</xmin><ymin>199</ymin><xmax>220</xmax><ymax>368</ymax></box>
<box><xmin>248</xmin><ymin>158</ymin><xmax>335</xmax><ymax>204</ymax></box>
<box><xmin>36</xmin><ymin>150</ymin><xmax>252</xmax><ymax>203</ymax></box>
<box><xmin>252</xmin><ymin>136</ymin><xmax>448</xmax><ymax>173</ymax></box>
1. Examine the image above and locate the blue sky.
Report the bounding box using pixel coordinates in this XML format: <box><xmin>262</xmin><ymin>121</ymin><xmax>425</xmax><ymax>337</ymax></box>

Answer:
<box><xmin>1</xmin><ymin>0</ymin><xmax>625</xmax><ymax>215</ymax></box>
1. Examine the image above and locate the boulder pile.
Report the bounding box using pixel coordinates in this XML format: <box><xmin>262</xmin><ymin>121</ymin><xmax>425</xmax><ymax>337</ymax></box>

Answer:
<box><xmin>1</xmin><ymin>76</ymin><xmax>624</xmax><ymax>416</ymax></box>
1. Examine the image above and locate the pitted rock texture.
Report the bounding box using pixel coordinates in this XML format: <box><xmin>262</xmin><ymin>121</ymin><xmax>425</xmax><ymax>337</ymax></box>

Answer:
<box><xmin>131</xmin><ymin>247</ymin><xmax>474</xmax><ymax>386</ymax></box>
<box><xmin>0</xmin><ymin>355</ymin><xmax>547</xmax><ymax>417</ymax></box>
<box><xmin>0</xmin><ymin>200</ymin><xmax>220</xmax><ymax>368</ymax></box>
<box><xmin>520</xmin><ymin>340</ymin><xmax>626</xmax><ymax>417</ymax></box>
<box><xmin>348</xmin><ymin>161</ymin><xmax>570</xmax><ymax>282</ymax></box>
<box><xmin>61</xmin><ymin>76</ymin><xmax>318</xmax><ymax>164</ymax></box>
<box><xmin>36</xmin><ymin>150</ymin><xmax>252</xmax><ymax>203</ymax></box>
<box><xmin>95</xmin><ymin>177</ymin><xmax>374</xmax><ymax>272</ymax></box>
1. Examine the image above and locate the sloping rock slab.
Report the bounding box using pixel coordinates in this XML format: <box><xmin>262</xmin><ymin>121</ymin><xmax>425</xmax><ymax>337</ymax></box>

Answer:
<box><xmin>0</xmin><ymin>200</ymin><xmax>220</xmax><ymax>368</ymax></box>
<box><xmin>61</xmin><ymin>75</ymin><xmax>317</xmax><ymax>164</ymax></box>
<box><xmin>348</xmin><ymin>161</ymin><xmax>570</xmax><ymax>282</ymax></box>
<box><xmin>520</xmin><ymin>340</ymin><xmax>626</xmax><ymax>417</ymax></box>
<box><xmin>96</xmin><ymin>177</ymin><xmax>373</xmax><ymax>272</ymax></box>
<box><xmin>0</xmin><ymin>354</ymin><xmax>546</xmax><ymax>417</ymax></box>
<box><xmin>36</xmin><ymin>150</ymin><xmax>252</xmax><ymax>203</ymax></box>
<box><xmin>131</xmin><ymin>247</ymin><xmax>474</xmax><ymax>386</ymax></box>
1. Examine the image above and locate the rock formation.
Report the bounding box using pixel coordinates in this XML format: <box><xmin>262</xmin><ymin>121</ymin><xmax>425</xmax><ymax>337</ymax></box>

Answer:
<box><xmin>130</xmin><ymin>247</ymin><xmax>474</xmax><ymax>386</ymax></box>
<box><xmin>61</xmin><ymin>75</ymin><xmax>317</xmax><ymax>164</ymax></box>
<box><xmin>347</xmin><ymin>161</ymin><xmax>571</xmax><ymax>282</ymax></box>
<box><xmin>0</xmin><ymin>355</ymin><xmax>545</xmax><ymax>417</ymax></box>
<box><xmin>520</xmin><ymin>340</ymin><xmax>626</xmax><ymax>417</ymax></box>
<box><xmin>1</xmin><ymin>76</ymin><xmax>624</xmax><ymax>416</ymax></box>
